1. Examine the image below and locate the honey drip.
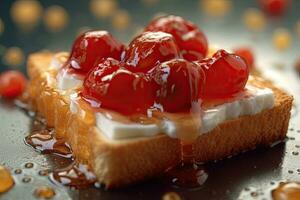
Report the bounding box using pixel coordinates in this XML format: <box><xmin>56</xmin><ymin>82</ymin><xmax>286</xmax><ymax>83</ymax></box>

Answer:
<box><xmin>49</xmin><ymin>163</ymin><xmax>97</xmax><ymax>189</ymax></box>
<box><xmin>272</xmin><ymin>182</ymin><xmax>300</xmax><ymax>200</ymax></box>
<box><xmin>165</xmin><ymin>104</ymin><xmax>208</xmax><ymax>188</ymax></box>
<box><xmin>24</xmin><ymin>129</ymin><xmax>73</xmax><ymax>158</ymax></box>
<box><xmin>0</xmin><ymin>165</ymin><xmax>14</xmax><ymax>193</ymax></box>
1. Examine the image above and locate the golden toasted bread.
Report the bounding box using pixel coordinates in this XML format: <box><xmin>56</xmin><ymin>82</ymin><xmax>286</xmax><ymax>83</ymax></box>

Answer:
<box><xmin>27</xmin><ymin>52</ymin><xmax>293</xmax><ymax>188</ymax></box>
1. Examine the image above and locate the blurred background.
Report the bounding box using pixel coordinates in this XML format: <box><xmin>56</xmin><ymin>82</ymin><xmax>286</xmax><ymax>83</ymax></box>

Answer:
<box><xmin>0</xmin><ymin>0</ymin><xmax>299</xmax><ymax>80</ymax></box>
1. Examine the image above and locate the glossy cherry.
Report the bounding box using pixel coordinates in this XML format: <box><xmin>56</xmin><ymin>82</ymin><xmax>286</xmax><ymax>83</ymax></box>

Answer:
<box><xmin>145</xmin><ymin>15</ymin><xmax>208</xmax><ymax>61</ymax></box>
<box><xmin>66</xmin><ymin>31</ymin><xmax>124</xmax><ymax>74</ymax></box>
<box><xmin>233</xmin><ymin>47</ymin><xmax>255</xmax><ymax>69</ymax></box>
<box><xmin>0</xmin><ymin>70</ymin><xmax>27</xmax><ymax>98</ymax></box>
<box><xmin>124</xmin><ymin>31</ymin><xmax>180</xmax><ymax>73</ymax></box>
<box><xmin>82</xmin><ymin>58</ymin><xmax>157</xmax><ymax>115</ymax></box>
<box><xmin>197</xmin><ymin>49</ymin><xmax>249</xmax><ymax>99</ymax></box>
<box><xmin>153</xmin><ymin>59</ymin><xmax>204</xmax><ymax>112</ymax></box>
<box><xmin>260</xmin><ymin>0</ymin><xmax>290</xmax><ymax>16</ymax></box>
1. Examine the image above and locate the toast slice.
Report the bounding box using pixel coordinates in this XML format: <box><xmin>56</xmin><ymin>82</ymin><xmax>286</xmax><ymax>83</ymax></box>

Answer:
<box><xmin>27</xmin><ymin>52</ymin><xmax>293</xmax><ymax>188</ymax></box>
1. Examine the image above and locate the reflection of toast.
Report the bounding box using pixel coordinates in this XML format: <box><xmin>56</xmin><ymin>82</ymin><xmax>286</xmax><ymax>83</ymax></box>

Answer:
<box><xmin>27</xmin><ymin>52</ymin><xmax>293</xmax><ymax>188</ymax></box>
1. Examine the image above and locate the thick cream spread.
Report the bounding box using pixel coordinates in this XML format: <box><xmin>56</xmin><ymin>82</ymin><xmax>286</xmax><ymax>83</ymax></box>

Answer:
<box><xmin>54</xmin><ymin>55</ymin><xmax>275</xmax><ymax>140</ymax></box>
<box><xmin>69</xmin><ymin>84</ymin><xmax>274</xmax><ymax>140</ymax></box>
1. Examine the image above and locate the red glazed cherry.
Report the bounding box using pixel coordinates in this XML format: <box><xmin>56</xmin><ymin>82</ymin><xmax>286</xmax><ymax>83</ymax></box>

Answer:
<box><xmin>260</xmin><ymin>0</ymin><xmax>290</xmax><ymax>16</ymax></box>
<box><xmin>124</xmin><ymin>31</ymin><xmax>180</xmax><ymax>73</ymax></box>
<box><xmin>0</xmin><ymin>70</ymin><xmax>27</xmax><ymax>98</ymax></box>
<box><xmin>233</xmin><ymin>47</ymin><xmax>255</xmax><ymax>69</ymax></box>
<box><xmin>145</xmin><ymin>15</ymin><xmax>208</xmax><ymax>61</ymax></box>
<box><xmin>66</xmin><ymin>31</ymin><xmax>124</xmax><ymax>74</ymax></box>
<box><xmin>197</xmin><ymin>50</ymin><xmax>249</xmax><ymax>99</ymax></box>
<box><xmin>82</xmin><ymin>58</ymin><xmax>157</xmax><ymax>115</ymax></box>
<box><xmin>153</xmin><ymin>59</ymin><xmax>204</xmax><ymax>112</ymax></box>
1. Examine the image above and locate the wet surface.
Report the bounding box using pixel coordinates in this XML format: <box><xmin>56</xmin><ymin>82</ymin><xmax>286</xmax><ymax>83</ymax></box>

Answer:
<box><xmin>1</xmin><ymin>0</ymin><xmax>300</xmax><ymax>199</ymax></box>
<box><xmin>0</xmin><ymin>90</ymin><xmax>299</xmax><ymax>199</ymax></box>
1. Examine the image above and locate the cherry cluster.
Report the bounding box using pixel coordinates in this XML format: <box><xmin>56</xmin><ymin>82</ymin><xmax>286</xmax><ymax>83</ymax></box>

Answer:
<box><xmin>64</xmin><ymin>15</ymin><xmax>249</xmax><ymax>115</ymax></box>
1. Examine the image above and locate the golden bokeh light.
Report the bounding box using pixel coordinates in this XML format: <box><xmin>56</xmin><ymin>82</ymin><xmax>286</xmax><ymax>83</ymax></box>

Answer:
<box><xmin>3</xmin><ymin>47</ymin><xmax>25</xmax><ymax>67</ymax></box>
<box><xmin>243</xmin><ymin>8</ymin><xmax>266</xmax><ymax>31</ymax></box>
<box><xmin>162</xmin><ymin>192</ymin><xmax>182</xmax><ymax>200</ymax></box>
<box><xmin>200</xmin><ymin>0</ymin><xmax>232</xmax><ymax>17</ymax></box>
<box><xmin>112</xmin><ymin>10</ymin><xmax>131</xmax><ymax>30</ymax></box>
<box><xmin>10</xmin><ymin>0</ymin><xmax>43</xmax><ymax>30</ymax></box>
<box><xmin>90</xmin><ymin>0</ymin><xmax>118</xmax><ymax>19</ymax></box>
<box><xmin>44</xmin><ymin>5</ymin><xmax>69</xmax><ymax>32</ymax></box>
<box><xmin>272</xmin><ymin>28</ymin><xmax>292</xmax><ymax>51</ymax></box>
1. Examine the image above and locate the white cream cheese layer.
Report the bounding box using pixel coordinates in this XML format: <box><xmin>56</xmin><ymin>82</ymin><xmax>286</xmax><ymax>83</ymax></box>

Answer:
<box><xmin>57</xmin><ymin>68</ymin><xmax>83</xmax><ymax>90</ymax></box>
<box><xmin>69</xmin><ymin>86</ymin><xmax>274</xmax><ymax>140</ymax></box>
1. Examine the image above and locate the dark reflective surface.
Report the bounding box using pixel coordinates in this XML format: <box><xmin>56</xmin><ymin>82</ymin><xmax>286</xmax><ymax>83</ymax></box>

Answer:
<box><xmin>1</xmin><ymin>0</ymin><xmax>300</xmax><ymax>199</ymax></box>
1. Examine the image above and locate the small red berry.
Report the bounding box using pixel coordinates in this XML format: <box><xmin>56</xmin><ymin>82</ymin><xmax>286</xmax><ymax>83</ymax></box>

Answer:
<box><xmin>259</xmin><ymin>0</ymin><xmax>290</xmax><ymax>16</ymax></box>
<box><xmin>82</xmin><ymin>58</ymin><xmax>157</xmax><ymax>115</ymax></box>
<box><xmin>66</xmin><ymin>30</ymin><xmax>124</xmax><ymax>74</ymax></box>
<box><xmin>153</xmin><ymin>59</ymin><xmax>204</xmax><ymax>112</ymax></box>
<box><xmin>197</xmin><ymin>50</ymin><xmax>249</xmax><ymax>99</ymax></box>
<box><xmin>233</xmin><ymin>47</ymin><xmax>255</xmax><ymax>69</ymax></box>
<box><xmin>145</xmin><ymin>15</ymin><xmax>208</xmax><ymax>61</ymax></box>
<box><xmin>124</xmin><ymin>31</ymin><xmax>180</xmax><ymax>73</ymax></box>
<box><xmin>0</xmin><ymin>70</ymin><xmax>27</xmax><ymax>98</ymax></box>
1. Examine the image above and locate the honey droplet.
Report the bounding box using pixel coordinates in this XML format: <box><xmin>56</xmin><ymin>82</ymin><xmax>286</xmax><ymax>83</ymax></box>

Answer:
<box><xmin>272</xmin><ymin>28</ymin><xmax>292</xmax><ymax>51</ymax></box>
<box><xmin>250</xmin><ymin>191</ymin><xmax>258</xmax><ymax>197</ymax></box>
<box><xmin>25</xmin><ymin>162</ymin><xmax>34</xmax><ymax>168</ymax></box>
<box><xmin>111</xmin><ymin>9</ymin><xmax>131</xmax><ymax>30</ymax></box>
<box><xmin>162</xmin><ymin>192</ymin><xmax>182</xmax><ymax>200</ymax></box>
<box><xmin>14</xmin><ymin>169</ymin><xmax>22</xmax><ymax>174</ymax></box>
<box><xmin>272</xmin><ymin>182</ymin><xmax>300</xmax><ymax>200</ymax></box>
<box><xmin>3</xmin><ymin>47</ymin><xmax>24</xmax><ymax>67</ymax></box>
<box><xmin>243</xmin><ymin>8</ymin><xmax>266</xmax><ymax>31</ymax></box>
<box><xmin>0</xmin><ymin>18</ymin><xmax>4</xmax><ymax>35</ymax></box>
<box><xmin>10</xmin><ymin>0</ymin><xmax>43</xmax><ymax>30</ymax></box>
<box><xmin>22</xmin><ymin>177</ymin><xmax>32</xmax><ymax>183</ymax></box>
<box><xmin>0</xmin><ymin>166</ymin><xmax>14</xmax><ymax>193</ymax></box>
<box><xmin>43</xmin><ymin>5</ymin><xmax>69</xmax><ymax>32</ymax></box>
<box><xmin>200</xmin><ymin>0</ymin><xmax>232</xmax><ymax>17</ymax></box>
<box><xmin>90</xmin><ymin>0</ymin><xmax>118</xmax><ymax>19</ymax></box>
<box><xmin>34</xmin><ymin>186</ymin><xmax>55</xmax><ymax>199</ymax></box>
<box><xmin>39</xmin><ymin>169</ymin><xmax>50</xmax><ymax>176</ymax></box>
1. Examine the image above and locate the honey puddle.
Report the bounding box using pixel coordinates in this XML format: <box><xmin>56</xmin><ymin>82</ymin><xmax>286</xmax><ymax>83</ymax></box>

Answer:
<box><xmin>0</xmin><ymin>165</ymin><xmax>14</xmax><ymax>193</ymax></box>
<box><xmin>49</xmin><ymin>163</ymin><xmax>96</xmax><ymax>189</ymax></box>
<box><xmin>24</xmin><ymin>129</ymin><xmax>73</xmax><ymax>159</ymax></box>
<box><xmin>24</xmin><ymin>117</ymin><xmax>97</xmax><ymax>189</ymax></box>
<box><xmin>272</xmin><ymin>182</ymin><xmax>300</xmax><ymax>200</ymax></box>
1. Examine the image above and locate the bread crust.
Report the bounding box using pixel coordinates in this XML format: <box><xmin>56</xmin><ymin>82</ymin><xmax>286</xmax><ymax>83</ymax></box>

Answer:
<box><xmin>27</xmin><ymin>52</ymin><xmax>293</xmax><ymax>188</ymax></box>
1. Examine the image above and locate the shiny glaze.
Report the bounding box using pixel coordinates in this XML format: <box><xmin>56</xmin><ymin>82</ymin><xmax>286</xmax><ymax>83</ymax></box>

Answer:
<box><xmin>64</xmin><ymin>30</ymin><xmax>124</xmax><ymax>75</ymax></box>
<box><xmin>124</xmin><ymin>31</ymin><xmax>180</xmax><ymax>72</ymax></box>
<box><xmin>145</xmin><ymin>15</ymin><xmax>208</xmax><ymax>61</ymax></box>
